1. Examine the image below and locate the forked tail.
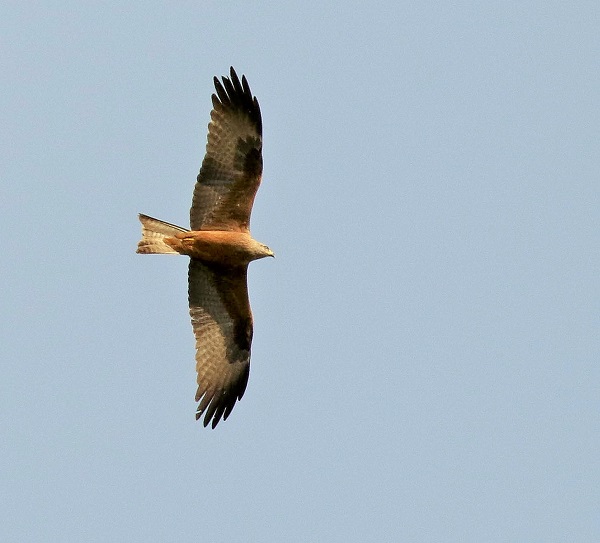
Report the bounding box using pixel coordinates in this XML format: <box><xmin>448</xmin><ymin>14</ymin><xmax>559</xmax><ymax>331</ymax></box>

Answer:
<box><xmin>137</xmin><ymin>214</ymin><xmax>189</xmax><ymax>254</ymax></box>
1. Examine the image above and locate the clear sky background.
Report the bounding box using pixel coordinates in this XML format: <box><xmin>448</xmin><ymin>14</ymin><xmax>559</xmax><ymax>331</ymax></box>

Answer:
<box><xmin>1</xmin><ymin>2</ymin><xmax>598</xmax><ymax>541</ymax></box>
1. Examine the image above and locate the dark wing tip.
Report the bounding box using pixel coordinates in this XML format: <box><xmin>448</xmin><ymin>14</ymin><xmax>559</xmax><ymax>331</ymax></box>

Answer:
<box><xmin>195</xmin><ymin>363</ymin><xmax>250</xmax><ymax>429</ymax></box>
<box><xmin>212</xmin><ymin>67</ymin><xmax>262</xmax><ymax>136</ymax></box>
<box><xmin>195</xmin><ymin>390</ymin><xmax>238</xmax><ymax>429</ymax></box>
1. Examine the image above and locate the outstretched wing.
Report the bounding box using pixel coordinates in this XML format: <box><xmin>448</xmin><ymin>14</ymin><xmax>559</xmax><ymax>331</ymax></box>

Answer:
<box><xmin>190</xmin><ymin>67</ymin><xmax>263</xmax><ymax>233</ymax></box>
<box><xmin>188</xmin><ymin>259</ymin><xmax>253</xmax><ymax>428</ymax></box>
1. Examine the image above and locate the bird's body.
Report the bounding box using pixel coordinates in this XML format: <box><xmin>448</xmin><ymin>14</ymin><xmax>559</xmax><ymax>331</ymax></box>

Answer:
<box><xmin>166</xmin><ymin>229</ymin><xmax>272</xmax><ymax>265</ymax></box>
<box><xmin>137</xmin><ymin>68</ymin><xmax>272</xmax><ymax>428</ymax></box>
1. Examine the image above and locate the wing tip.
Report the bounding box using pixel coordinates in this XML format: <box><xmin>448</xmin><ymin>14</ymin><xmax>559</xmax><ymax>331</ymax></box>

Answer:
<box><xmin>211</xmin><ymin>67</ymin><xmax>262</xmax><ymax>135</ymax></box>
<box><xmin>194</xmin><ymin>363</ymin><xmax>250</xmax><ymax>429</ymax></box>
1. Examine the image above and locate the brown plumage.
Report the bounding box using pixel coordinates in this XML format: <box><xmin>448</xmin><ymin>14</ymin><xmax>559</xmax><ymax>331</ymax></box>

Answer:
<box><xmin>137</xmin><ymin>68</ymin><xmax>273</xmax><ymax>428</ymax></box>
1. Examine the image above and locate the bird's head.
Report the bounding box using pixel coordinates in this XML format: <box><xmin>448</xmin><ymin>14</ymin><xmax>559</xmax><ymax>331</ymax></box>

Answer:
<box><xmin>260</xmin><ymin>244</ymin><xmax>275</xmax><ymax>258</ymax></box>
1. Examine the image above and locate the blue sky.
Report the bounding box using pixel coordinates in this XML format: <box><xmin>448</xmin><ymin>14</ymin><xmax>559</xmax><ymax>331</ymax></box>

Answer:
<box><xmin>1</xmin><ymin>1</ymin><xmax>599</xmax><ymax>541</ymax></box>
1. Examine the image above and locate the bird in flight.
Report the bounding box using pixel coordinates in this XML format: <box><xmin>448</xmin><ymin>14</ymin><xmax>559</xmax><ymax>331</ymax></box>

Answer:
<box><xmin>137</xmin><ymin>68</ymin><xmax>273</xmax><ymax>428</ymax></box>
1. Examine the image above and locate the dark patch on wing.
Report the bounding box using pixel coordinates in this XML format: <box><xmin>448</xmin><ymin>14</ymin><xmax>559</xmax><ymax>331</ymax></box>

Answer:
<box><xmin>239</xmin><ymin>143</ymin><xmax>262</xmax><ymax>178</ymax></box>
<box><xmin>232</xmin><ymin>315</ymin><xmax>253</xmax><ymax>353</ymax></box>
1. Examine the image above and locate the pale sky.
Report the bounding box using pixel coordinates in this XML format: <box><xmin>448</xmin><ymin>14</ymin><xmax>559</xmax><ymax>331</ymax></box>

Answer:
<box><xmin>1</xmin><ymin>2</ymin><xmax>599</xmax><ymax>541</ymax></box>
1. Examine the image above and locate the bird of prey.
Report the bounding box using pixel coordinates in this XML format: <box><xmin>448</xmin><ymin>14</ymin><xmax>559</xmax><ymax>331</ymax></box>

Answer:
<box><xmin>137</xmin><ymin>68</ymin><xmax>273</xmax><ymax>428</ymax></box>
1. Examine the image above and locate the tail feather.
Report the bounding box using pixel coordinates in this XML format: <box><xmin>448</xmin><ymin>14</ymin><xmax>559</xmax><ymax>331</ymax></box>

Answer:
<box><xmin>137</xmin><ymin>214</ymin><xmax>189</xmax><ymax>254</ymax></box>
